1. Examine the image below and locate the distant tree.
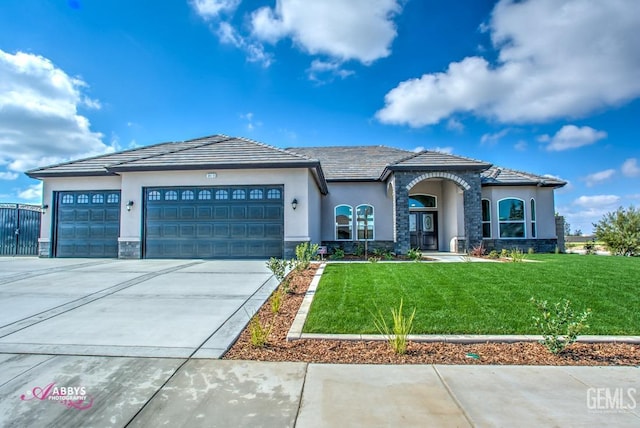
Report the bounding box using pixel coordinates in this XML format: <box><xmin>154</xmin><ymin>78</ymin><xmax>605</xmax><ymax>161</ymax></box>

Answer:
<box><xmin>573</xmin><ymin>229</ymin><xmax>583</xmax><ymax>237</ymax></box>
<box><xmin>593</xmin><ymin>206</ymin><xmax>640</xmax><ymax>256</ymax></box>
<box><xmin>563</xmin><ymin>220</ymin><xmax>571</xmax><ymax>237</ymax></box>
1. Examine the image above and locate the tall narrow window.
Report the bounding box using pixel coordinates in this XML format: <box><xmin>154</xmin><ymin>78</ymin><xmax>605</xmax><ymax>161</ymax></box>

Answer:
<box><xmin>335</xmin><ymin>205</ymin><xmax>353</xmax><ymax>240</ymax></box>
<box><xmin>498</xmin><ymin>198</ymin><xmax>525</xmax><ymax>238</ymax></box>
<box><xmin>356</xmin><ymin>204</ymin><xmax>374</xmax><ymax>240</ymax></box>
<box><xmin>530</xmin><ymin>198</ymin><xmax>537</xmax><ymax>238</ymax></box>
<box><xmin>481</xmin><ymin>199</ymin><xmax>491</xmax><ymax>238</ymax></box>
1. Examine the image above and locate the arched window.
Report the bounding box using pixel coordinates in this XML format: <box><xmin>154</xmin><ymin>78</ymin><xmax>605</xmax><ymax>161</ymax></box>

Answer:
<box><xmin>92</xmin><ymin>194</ymin><xmax>104</xmax><ymax>204</ymax></box>
<box><xmin>148</xmin><ymin>190</ymin><xmax>161</xmax><ymax>201</ymax></box>
<box><xmin>215</xmin><ymin>189</ymin><xmax>228</xmax><ymax>200</ymax></box>
<box><xmin>61</xmin><ymin>194</ymin><xmax>74</xmax><ymax>204</ymax></box>
<box><xmin>198</xmin><ymin>190</ymin><xmax>212</xmax><ymax>200</ymax></box>
<box><xmin>356</xmin><ymin>204</ymin><xmax>374</xmax><ymax>240</ymax></box>
<box><xmin>77</xmin><ymin>194</ymin><xmax>89</xmax><ymax>204</ymax></box>
<box><xmin>165</xmin><ymin>190</ymin><xmax>178</xmax><ymax>201</ymax></box>
<box><xmin>335</xmin><ymin>205</ymin><xmax>353</xmax><ymax>240</ymax></box>
<box><xmin>181</xmin><ymin>190</ymin><xmax>194</xmax><ymax>200</ymax></box>
<box><xmin>267</xmin><ymin>188</ymin><xmax>281</xmax><ymax>199</ymax></box>
<box><xmin>482</xmin><ymin>199</ymin><xmax>491</xmax><ymax>238</ymax></box>
<box><xmin>409</xmin><ymin>194</ymin><xmax>437</xmax><ymax>209</ymax></box>
<box><xmin>249</xmin><ymin>189</ymin><xmax>263</xmax><ymax>200</ymax></box>
<box><xmin>498</xmin><ymin>198</ymin><xmax>525</xmax><ymax>238</ymax></box>
<box><xmin>107</xmin><ymin>193</ymin><xmax>119</xmax><ymax>204</ymax></box>
<box><xmin>530</xmin><ymin>199</ymin><xmax>537</xmax><ymax>238</ymax></box>
<box><xmin>232</xmin><ymin>189</ymin><xmax>245</xmax><ymax>200</ymax></box>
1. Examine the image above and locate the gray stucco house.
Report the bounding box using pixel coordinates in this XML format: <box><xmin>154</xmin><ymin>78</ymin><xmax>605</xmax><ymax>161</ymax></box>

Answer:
<box><xmin>26</xmin><ymin>134</ymin><xmax>565</xmax><ymax>259</ymax></box>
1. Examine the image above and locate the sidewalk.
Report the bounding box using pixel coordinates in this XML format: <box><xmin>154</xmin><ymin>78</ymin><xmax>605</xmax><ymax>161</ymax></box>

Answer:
<box><xmin>3</xmin><ymin>355</ymin><xmax>638</xmax><ymax>427</ymax></box>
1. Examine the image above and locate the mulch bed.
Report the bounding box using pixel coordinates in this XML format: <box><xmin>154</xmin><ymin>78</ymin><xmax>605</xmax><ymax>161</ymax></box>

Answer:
<box><xmin>223</xmin><ymin>263</ymin><xmax>640</xmax><ymax>365</ymax></box>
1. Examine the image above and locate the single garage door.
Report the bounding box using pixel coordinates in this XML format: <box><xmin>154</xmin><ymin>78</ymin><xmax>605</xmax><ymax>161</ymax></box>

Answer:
<box><xmin>144</xmin><ymin>185</ymin><xmax>284</xmax><ymax>259</ymax></box>
<box><xmin>54</xmin><ymin>191</ymin><xmax>121</xmax><ymax>258</ymax></box>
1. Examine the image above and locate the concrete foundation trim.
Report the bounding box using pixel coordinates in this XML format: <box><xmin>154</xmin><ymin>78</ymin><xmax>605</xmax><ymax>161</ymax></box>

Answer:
<box><xmin>118</xmin><ymin>239</ymin><xmax>141</xmax><ymax>259</ymax></box>
<box><xmin>37</xmin><ymin>239</ymin><xmax>51</xmax><ymax>258</ymax></box>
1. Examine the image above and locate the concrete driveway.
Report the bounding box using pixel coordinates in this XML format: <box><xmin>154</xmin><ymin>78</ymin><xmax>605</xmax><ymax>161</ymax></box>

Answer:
<box><xmin>0</xmin><ymin>258</ymin><xmax>278</xmax><ymax>359</ymax></box>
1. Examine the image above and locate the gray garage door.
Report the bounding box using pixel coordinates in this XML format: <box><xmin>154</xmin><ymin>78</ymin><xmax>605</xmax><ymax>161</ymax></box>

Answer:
<box><xmin>144</xmin><ymin>186</ymin><xmax>284</xmax><ymax>259</ymax></box>
<box><xmin>54</xmin><ymin>191</ymin><xmax>121</xmax><ymax>258</ymax></box>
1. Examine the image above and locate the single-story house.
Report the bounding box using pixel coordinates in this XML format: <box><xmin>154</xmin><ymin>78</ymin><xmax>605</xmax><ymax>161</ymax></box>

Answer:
<box><xmin>26</xmin><ymin>134</ymin><xmax>565</xmax><ymax>259</ymax></box>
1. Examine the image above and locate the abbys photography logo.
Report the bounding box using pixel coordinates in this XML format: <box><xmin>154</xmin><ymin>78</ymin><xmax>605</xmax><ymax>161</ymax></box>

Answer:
<box><xmin>20</xmin><ymin>382</ymin><xmax>94</xmax><ymax>410</ymax></box>
<box><xmin>587</xmin><ymin>387</ymin><xmax>637</xmax><ymax>413</ymax></box>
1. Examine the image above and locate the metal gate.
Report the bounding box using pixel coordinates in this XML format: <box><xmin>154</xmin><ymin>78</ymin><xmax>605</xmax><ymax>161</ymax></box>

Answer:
<box><xmin>0</xmin><ymin>203</ymin><xmax>42</xmax><ymax>256</ymax></box>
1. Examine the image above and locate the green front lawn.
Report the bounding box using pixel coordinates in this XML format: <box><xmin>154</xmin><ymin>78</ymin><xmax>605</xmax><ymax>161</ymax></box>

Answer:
<box><xmin>303</xmin><ymin>254</ymin><xmax>640</xmax><ymax>335</ymax></box>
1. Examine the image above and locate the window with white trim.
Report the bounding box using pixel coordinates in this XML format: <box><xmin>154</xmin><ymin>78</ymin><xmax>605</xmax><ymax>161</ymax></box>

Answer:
<box><xmin>530</xmin><ymin>198</ymin><xmax>537</xmax><ymax>238</ymax></box>
<box><xmin>356</xmin><ymin>204</ymin><xmax>374</xmax><ymax>240</ymax></box>
<box><xmin>498</xmin><ymin>198</ymin><xmax>525</xmax><ymax>238</ymax></box>
<box><xmin>148</xmin><ymin>191</ymin><xmax>160</xmax><ymax>201</ymax></box>
<box><xmin>335</xmin><ymin>205</ymin><xmax>353</xmax><ymax>240</ymax></box>
<box><xmin>482</xmin><ymin>199</ymin><xmax>491</xmax><ymax>238</ymax></box>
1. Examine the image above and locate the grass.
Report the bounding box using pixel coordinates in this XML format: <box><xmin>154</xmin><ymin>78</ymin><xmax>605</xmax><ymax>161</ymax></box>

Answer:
<box><xmin>303</xmin><ymin>254</ymin><xmax>640</xmax><ymax>335</ymax></box>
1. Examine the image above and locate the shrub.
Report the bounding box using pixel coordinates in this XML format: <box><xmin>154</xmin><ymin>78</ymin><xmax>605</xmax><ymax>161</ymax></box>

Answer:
<box><xmin>294</xmin><ymin>242</ymin><xmax>319</xmax><ymax>271</ymax></box>
<box><xmin>510</xmin><ymin>248</ymin><xmax>526</xmax><ymax>262</ymax></box>
<box><xmin>372</xmin><ymin>299</ymin><xmax>416</xmax><ymax>355</ymax></box>
<box><xmin>530</xmin><ymin>297</ymin><xmax>592</xmax><ymax>354</ymax></box>
<box><xmin>248</xmin><ymin>315</ymin><xmax>273</xmax><ymax>348</ymax></box>
<box><xmin>353</xmin><ymin>243</ymin><xmax>364</xmax><ymax>257</ymax></box>
<box><xmin>469</xmin><ymin>244</ymin><xmax>485</xmax><ymax>257</ymax></box>
<box><xmin>487</xmin><ymin>250</ymin><xmax>499</xmax><ymax>259</ymax></box>
<box><xmin>383</xmin><ymin>251</ymin><xmax>394</xmax><ymax>261</ymax></box>
<box><xmin>583</xmin><ymin>240</ymin><xmax>596</xmax><ymax>255</ymax></box>
<box><xmin>368</xmin><ymin>256</ymin><xmax>380</xmax><ymax>263</ymax></box>
<box><xmin>499</xmin><ymin>249</ymin><xmax>509</xmax><ymax>259</ymax></box>
<box><xmin>407</xmin><ymin>248</ymin><xmax>422</xmax><ymax>261</ymax></box>
<box><xmin>593</xmin><ymin>205</ymin><xmax>640</xmax><ymax>256</ymax></box>
<box><xmin>266</xmin><ymin>257</ymin><xmax>290</xmax><ymax>282</ymax></box>
<box><xmin>329</xmin><ymin>248</ymin><xmax>345</xmax><ymax>260</ymax></box>
<box><xmin>270</xmin><ymin>287</ymin><xmax>286</xmax><ymax>314</ymax></box>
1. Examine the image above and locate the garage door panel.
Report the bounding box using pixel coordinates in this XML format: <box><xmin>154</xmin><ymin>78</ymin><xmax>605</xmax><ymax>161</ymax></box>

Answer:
<box><xmin>144</xmin><ymin>185</ymin><xmax>283</xmax><ymax>259</ymax></box>
<box><xmin>55</xmin><ymin>191</ymin><xmax>120</xmax><ymax>258</ymax></box>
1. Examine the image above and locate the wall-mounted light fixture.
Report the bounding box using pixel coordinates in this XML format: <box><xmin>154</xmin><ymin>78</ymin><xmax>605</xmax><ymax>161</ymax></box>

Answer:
<box><xmin>41</xmin><ymin>204</ymin><xmax>49</xmax><ymax>215</ymax></box>
<box><xmin>126</xmin><ymin>200</ymin><xmax>134</xmax><ymax>212</ymax></box>
<box><xmin>291</xmin><ymin>198</ymin><xmax>298</xmax><ymax>210</ymax></box>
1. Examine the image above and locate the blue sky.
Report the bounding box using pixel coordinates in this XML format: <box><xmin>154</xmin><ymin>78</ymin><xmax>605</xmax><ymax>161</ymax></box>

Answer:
<box><xmin>0</xmin><ymin>0</ymin><xmax>638</xmax><ymax>233</ymax></box>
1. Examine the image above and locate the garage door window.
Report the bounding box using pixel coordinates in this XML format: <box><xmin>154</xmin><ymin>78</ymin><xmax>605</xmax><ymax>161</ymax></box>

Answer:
<box><xmin>107</xmin><ymin>193</ymin><xmax>119</xmax><ymax>203</ymax></box>
<box><xmin>249</xmin><ymin>189</ymin><xmax>263</xmax><ymax>199</ymax></box>
<box><xmin>92</xmin><ymin>194</ymin><xmax>104</xmax><ymax>204</ymax></box>
<box><xmin>215</xmin><ymin>190</ymin><xmax>228</xmax><ymax>200</ymax></box>
<box><xmin>148</xmin><ymin>191</ymin><xmax>161</xmax><ymax>201</ymax></box>
<box><xmin>62</xmin><ymin>195</ymin><xmax>74</xmax><ymax>204</ymax></box>
<box><xmin>165</xmin><ymin>190</ymin><xmax>178</xmax><ymax>201</ymax></box>
<box><xmin>77</xmin><ymin>194</ymin><xmax>89</xmax><ymax>204</ymax></box>
<box><xmin>232</xmin><ymin>189</ymin><xmax>245</xmax><ymax>200</ymax></box>
<box><xmin>198</xmin><ymin>190</ymin><xmax>211</xmax><ymax>200</ymax></box>
<box><xmin>267</xmin><ymin>189</ymin><xmax>281</xmax><ymax>199</ymax></box>
<box><xmin>182</xmin><ymin>190</ymin><xmax>194</xmax><ymax>200</ymax></box>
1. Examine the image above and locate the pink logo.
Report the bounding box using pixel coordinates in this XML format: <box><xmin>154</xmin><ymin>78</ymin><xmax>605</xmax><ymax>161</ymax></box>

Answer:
<box><xmin>20</xmin><ymin>383</ymin><xmax>94</xmax><ymax>410</ymax></box>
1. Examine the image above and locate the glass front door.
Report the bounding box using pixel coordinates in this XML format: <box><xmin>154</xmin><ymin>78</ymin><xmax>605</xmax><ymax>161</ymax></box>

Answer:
<box><xmin>409</xmin><ymin>212</ymin><xmax>438</xmax><ymax>251</ymax></box>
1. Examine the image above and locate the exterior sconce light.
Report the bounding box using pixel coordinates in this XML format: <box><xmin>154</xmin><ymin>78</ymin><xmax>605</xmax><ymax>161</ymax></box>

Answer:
<box><xmin>291</xmin><ymin>198</ymin><xmax>298</xmax><ymax>210</ymax></box>
<box><xmin>126</xmin><ymin>200</ymin><xmax>134</xmax><ymax>212</ymax></box>
<box><xmin>41</xmin><ymin>204</ymin><xmax>49</xmax><ymax>215</ymax></box>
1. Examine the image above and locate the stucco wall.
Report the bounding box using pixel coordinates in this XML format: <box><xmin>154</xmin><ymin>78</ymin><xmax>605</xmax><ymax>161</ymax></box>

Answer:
<box><xmin>320</xmin><ymin>181</ymin><xmax>394</xmax><ymax>241</ymax></box>
<box><xmin>481</xmin><ymin>186</ymin><xmax>557</xmax><ymax>239</ymax></box>
<box><xmin>307</xmin><ymin>170</ymin><xmax>322</xmax><ymax>245</ymax></box>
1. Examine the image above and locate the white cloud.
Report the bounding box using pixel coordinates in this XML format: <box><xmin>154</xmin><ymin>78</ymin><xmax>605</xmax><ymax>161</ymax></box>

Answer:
<box><xmin>240</xmin><ymin>112</ymin><xmax>261</xmax><ymax>131</ymax></box>
<box><xmin>377</xmin><ymin>0</ymin><xmax>640</xmax><ymax>126</ymax></box>
<box><xmin>18</xmin><ymin>183</ymin><xmax>42</xmax><ymax>201</ymax></box>
<box><xmin>541</xmin><ymin>125</ymin><xmax>607</xmax><ymax>151</ymax></box>
<box><xmin>621</xmin><ymin>158</ymin><xmax>640</xmax><ymax>177</ymax></box>
<box><xmin>306</xmin><ymin>60</ymin><xmax>354</xmax><ymax>83</ymax></box>
<box><xmin>429</xmin><ymin>146</ymin><xmax>454</xmax><ymax>154</ymax></box>
<box><xmin>573</xmin><ymin>195</ymin><xmax>620</xmax><ymax>207</ymax></box>
<box><xmin>217</xmin><ymin>22</ymin><xmax>273</xmax><ymax>67</ymax></box>
<box><xmin>446</xmin><ymin>118</ymin><xmax>464</xmax><ymax>132</ymax></box>
<box><xmin>190</xmin><ymin>0</ymin><xmax>239</xmax><ymax>19</ymax></box>
<box><xmin>0</xmin><ymin>49</ymin><xmax>113</xmax><ymax>173</ymax></box>
<box><xmin>413</xmin><ymin>146</ymin><xmax>424</xmax><ymax>153</ymax></box>
<box><xmin>480</xmin><ymin>129</ymin><xmax>510</xmax><ymax>146</ymax></box>
<box><xmin>514</xmin><ymin>140</ymin><xmax>527</xmax><ymax>151</ymax></box>
<box><xmin>250</xmin><ymin>0</ymin><xmax>402</xmax><ymax>64</ymax></box>
<box><xmin>0</xmin><ymin>171</ymin><xmax>19</xmax><ymax>180</ymax></box>
<box><xmin>583</xmin><ymin>169</ymin><xmax>615</xmax><ymax>187</ymax></box>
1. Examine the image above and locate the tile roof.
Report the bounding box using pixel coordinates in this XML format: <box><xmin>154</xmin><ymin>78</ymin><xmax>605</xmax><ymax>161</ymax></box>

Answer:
<box><xmin>286</xmin><ymin>146</ymin><xmax>410</xmax><ymax>180</ymax></box>
<box><xmin>386</xmin><ymin>151</ymin><xmax>492</xmax><ymax>172</ymax></box>
<box><xmin>481</xmin><ymin>166</ymin><xmax>566</xmax><ymax>187</ymax></box>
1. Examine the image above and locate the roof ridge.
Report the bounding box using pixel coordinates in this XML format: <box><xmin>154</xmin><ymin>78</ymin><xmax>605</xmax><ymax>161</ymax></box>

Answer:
<box><xmin>237</xmin><ymin>137</ymin><xmax>317</xmax><ymax>161</ymax></box>
<box><xmin>488</xmin><ymin>165</ymin><xmax>551</xmax><ymax>181</ymax></box>
<box><xmin>387</xmin><ymin>149</ymin><xmax>425</xmax><ymax>166</ymax></box>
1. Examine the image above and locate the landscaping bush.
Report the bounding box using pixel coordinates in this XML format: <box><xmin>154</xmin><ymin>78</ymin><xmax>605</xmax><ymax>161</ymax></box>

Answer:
<box><xmin>372</xmin><ymin>299</ymin><xmax>416</xmax><ymax>355</ymax></box>
<box><xmin>329</xmin><ymin>248</ymin><xmax>345</xmax><ymax>260</ymax></box>
<box><xmin>593</xmin><ymin>205</ymin><xmax>640</xmax><ymax>256</ymax></box>
<box><xmin>530</xmin><ymin>297</ymin><xmax>592</xmax><ymax>354</ymax></box>
<box><xmin>407</xmin><ymin>248</ymin><xmax>422</xmax><ymax>261</ymax></box>
<box><xmin>248</xmin><ymin>315</ymin><xmax>273</xmax><ymax>348</ymax></box>
<box><xmin>294</xmin><ymin>242</ymin><xmax>319</xmax><ymax>271</ymax></box>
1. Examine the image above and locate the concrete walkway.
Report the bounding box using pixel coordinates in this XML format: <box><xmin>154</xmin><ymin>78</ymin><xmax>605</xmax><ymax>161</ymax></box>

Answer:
<box><xmin>1</xmin><ymin>355</ymin><xmax>638</xmax><ymax>427</ymax></box>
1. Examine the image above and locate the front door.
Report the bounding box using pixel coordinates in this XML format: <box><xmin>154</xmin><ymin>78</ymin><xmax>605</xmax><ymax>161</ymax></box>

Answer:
<box><xmin>409</xmin><ymin>212</ymin><xmax>438</xmax><ymax>251</ymax></box>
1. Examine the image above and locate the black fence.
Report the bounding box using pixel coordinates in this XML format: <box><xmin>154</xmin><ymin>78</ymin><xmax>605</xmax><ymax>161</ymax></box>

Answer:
<box><xmin>0</xmin><ymin>204</ymin><xmax>42</xmax><ymax>256</ymax></box>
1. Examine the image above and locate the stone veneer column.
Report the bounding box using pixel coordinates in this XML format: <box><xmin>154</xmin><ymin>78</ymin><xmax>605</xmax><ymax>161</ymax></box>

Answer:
<box><xmin>462</xmin><ymin>172</ymin><xmax>483</xmax><ymax>252</ymax></box>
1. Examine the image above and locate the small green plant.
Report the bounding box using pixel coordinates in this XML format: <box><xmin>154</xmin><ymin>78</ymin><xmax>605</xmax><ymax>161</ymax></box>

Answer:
<box><xmin>487</xmin><ymin>250</ymin><xmax>499</xmax><ymax>259</ymax></box>
<box><xmin>294</xmin><ymin>242</ymin><xmax>319</xmax><ymax>271</ymax></box>
<box><xmin>372</xmin><ymin>299</ymin><xmax>416</xmax><ymax>355</ymax></box>
<box><xmin>329</xmin><ymin>247</ymin><xmax>345</xmax><ymax>260</ymax></box>
<box><xmin>383</xmin><ymin>250</ymin><xmax>394</xmax><ymax>261</ymax></box>
<box><xmin>528</xmin><ymin>247</ymin><xmax>535</xmax><ymax>255</ymax></box>
<box><xmin>368</xmin><ymin>256</ymin><xmax>381</xmax><ymax>263</ymax></box>
<box><xmin>407</xmin><ymin>248</ymin><xmax>422</xmax><ymax>261</ymax></box>
<box><xmin>469</xmin><ymin>244</ymin><xmax>485</xmax><ymax>257</ymax></box>
<box><xmin>270</xmin><ymin>286</ymin><xmax>286</xmax><ymax>314</ymax></box>
<box><xmin>499</xmin><ymin>248</ymin><xmax>509</xmax><ymax>259</ymax></box>
<box><xmin>510</xmin><ymin>248</ymin><xmax>526</xmax><ymax>262</ymax></box>
<box><xmin>266</xmin><ymin>257</ymin><xmax>290</xmax><ymax>282</ymax></box>
<box><xmin>248</xmin><ymin>315</ymin><xmax>273</xmax><ymax>348</ymax></box>
<box><xmin>530</xmin><ymin>297</ymin><xmax>592</xmax><ymax>354</ymax></box>
<box><xmin>353</xmin><ymin>243</ymin><xmax>364</xmax><ymax>257</ymax></box>
<box><xmin>584</xmin><ymin>240</ymin><xmax>596</xmax><ymax>255</ymax></box>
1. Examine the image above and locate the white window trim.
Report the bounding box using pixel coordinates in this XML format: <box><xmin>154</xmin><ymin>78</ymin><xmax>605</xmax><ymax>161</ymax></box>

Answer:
<box><xmin>481</xmin><ymin>198</ymin><xmax>492</xmax><ymax>239</ymax></box>
<box><xmin>335</xmin><ymin>204</ymin><xmax>353</xmax><ymax>241</ymax></box>
<box><xmin>356</xmin><ymin>204</ymin><xmax>375</xmax><ymax>241</ymax></box>
<box><xmin>497</xmin><ymin>197</ymin><xmax>526</xmax><ymax>239</ymax></box>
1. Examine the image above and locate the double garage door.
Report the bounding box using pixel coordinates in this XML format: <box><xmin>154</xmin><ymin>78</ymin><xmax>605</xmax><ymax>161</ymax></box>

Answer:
<box><xmin>144</xmin><ymin>185</ymin><xmax>284</xmax><ymax>259</ymax></box>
